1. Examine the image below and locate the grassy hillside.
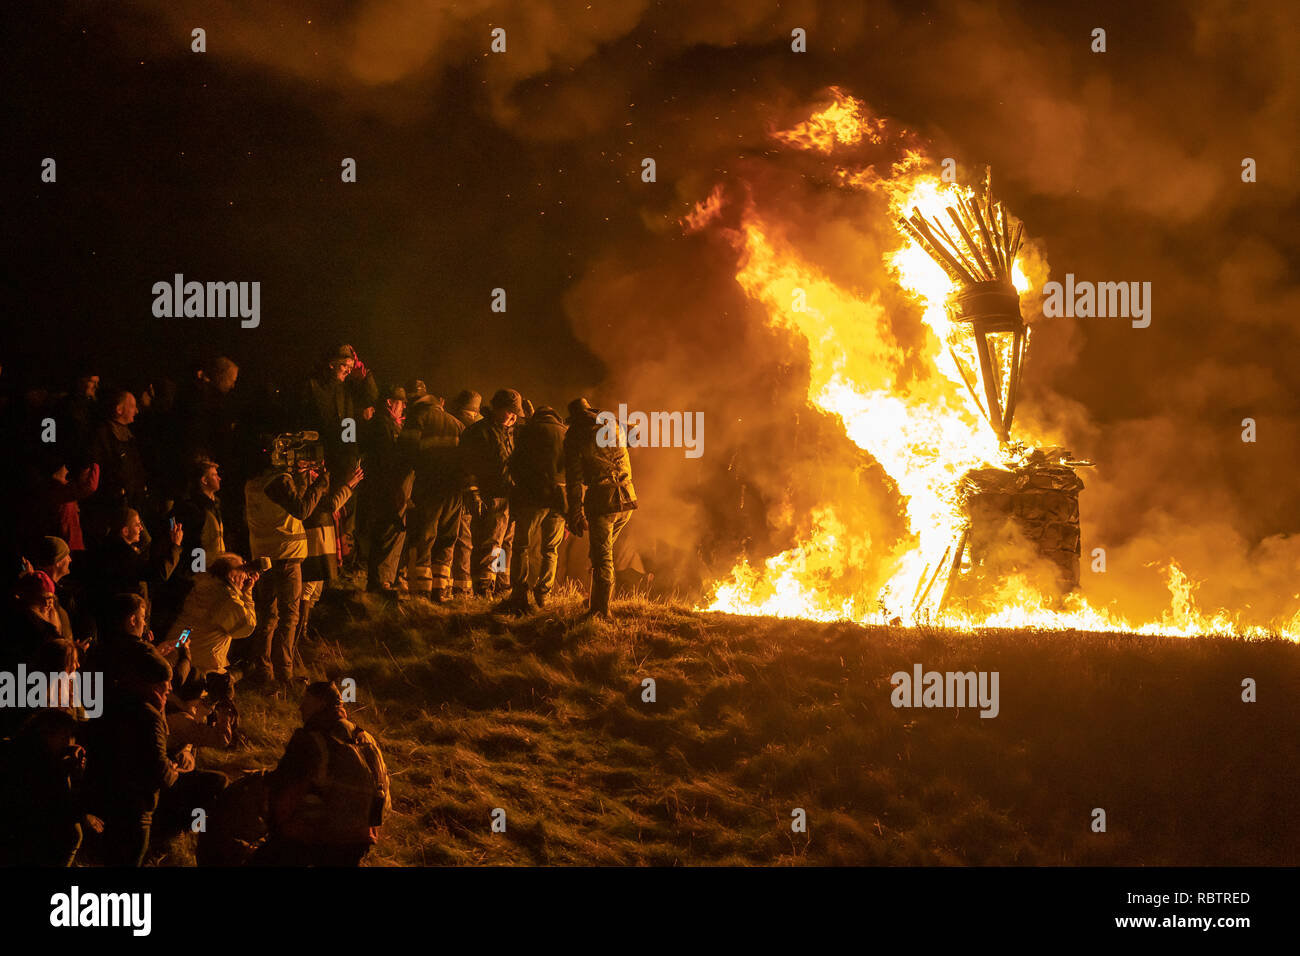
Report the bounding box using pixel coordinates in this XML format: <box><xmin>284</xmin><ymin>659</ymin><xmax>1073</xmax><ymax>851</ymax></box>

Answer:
<box><xmin>165</xmin><ymin>585</ymin><xmax>1300</xmax><ymax>866</ymax></box>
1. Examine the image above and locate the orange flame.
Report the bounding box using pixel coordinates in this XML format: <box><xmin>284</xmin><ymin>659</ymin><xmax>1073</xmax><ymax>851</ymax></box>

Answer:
<box><xmin>693</xmin><ymin>90</ymin><xmax>1297</xmax><ymax>640</ymax></box>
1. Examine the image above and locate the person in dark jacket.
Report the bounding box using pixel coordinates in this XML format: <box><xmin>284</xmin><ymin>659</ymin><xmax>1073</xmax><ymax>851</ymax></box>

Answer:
<box><xmin>179</xmin><ymin>355</ymin><xmax>240</xmax><ymax>468</ymax></box>
<box><xmin>460</xmin><ymin>389</ymin><xmax>523</xmax><ymax>597</ymax></box>
<box><xmin>363</xmin><ymin>385</ymin><xmax>412</xmax><ymax>593</ymax></box>
<box><xmin>0</xmin><ymin>709</ymin><xmax>101</xmax><ymax>866</ymax></box>
<box><xmin>252</xmin><ymin>681</ymin><xmax>386</xmax><ymax>867</ymax></box>
<box><xmin>445</xmin><ymin>390</ymin><xmax>482</xmax><ymax>597</ymax></box>
<box><xmin>86</xmin><ymin>389</ymin><xmax>150</xmax><ymax>540</ymax></box>
<box><xmin>172</xmin><ymin>457</ymin><xmax>226</xmax><ymax>573</ymax></box>
<box><xmin>564</xmin><ymin>399</ymin><xmax>638</xmax><ymax>619</ymax></box>
<box><xmin>405</xmin><ymin>393</ymin><xmax>467</xmax><ymax>602</ymax></box>
<box><xmin>87</xmin><ymin>648</ymin><xmax>181</xmax><ymax>866</ymax></box>
<box><xmin>301</xmin><ymin>345</ymin><xmax>378</xmax><ymax>571</ymax></box>
<box><xmin>1</xmin><ymin>572</ymin><xmax>65</xmax><ymax>740</ymax></box>
<box><xmin>499</xmin><ymin>407</ymin><xmax>567</xmax><ymax>613</ymax></box>
<box><xmin>83</xmin><ymin>592</ymin><xmax>157</xmax><ymax>702</ymax></box>
<box><xmin>85</xmin><ymin>506</ymin><xmax>183</xmax><ymax>635</ymax></box>
<box><xmin>56</xmin><ymin>371</ymin><xmax>100</xmax><ymax>462</ymax></box>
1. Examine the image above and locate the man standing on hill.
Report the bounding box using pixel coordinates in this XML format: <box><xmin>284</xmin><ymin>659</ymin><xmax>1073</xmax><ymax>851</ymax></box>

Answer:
<box><xmin>564</xmin><ymin>399</ymin><xmax>637</xmax><ymax>620</ymax></box>
<box><xmin>445</xmin><ymin>390</ymin><xmax>482</xmax><ymax>598</ymax></box>
<box><xmin>363</xmin><ymin>385</ymin><xmax>413</xmax><ymax>594</ymax></box>
<box><xmin>243</xmin><ymin>444</ymin><xmax>330</xmax><ymax>691</ymax></box>
<box><xmin>405</xmin><ymin>392</ymin><xmax>466</xmax><ymax>602</ymax></box>
<box><xmin>459</xmin><ymin>389</ymin><xmax>522</xmax><ymax>598</ymax></box>
<box><xmin>500</xmin><ymin>406</ymin><xmax>567</xmax><ymax>614</ymax></box>
<box><xmin>87</xmin><ymin>389</ymin><xmax>149</xmax><ymax>539</ymax></box>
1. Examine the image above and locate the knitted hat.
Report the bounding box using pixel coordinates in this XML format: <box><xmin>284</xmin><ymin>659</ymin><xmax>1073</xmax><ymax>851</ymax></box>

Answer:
<box><xmin>15</xmin><ymin>571</ymin><xmax>56</xmax><ymax>604</ymax></box>
<box><xmin>30</xmin><ymin>536</ymin><xmax>70</xmax><ymax>568</ymax></box>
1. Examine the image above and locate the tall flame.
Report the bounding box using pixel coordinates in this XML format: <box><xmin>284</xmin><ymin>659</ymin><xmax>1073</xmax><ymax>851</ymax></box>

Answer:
<box><xmin>695</xmin><ymin>90</ymin><xmax>1296</xmax><ymax>640</ymax></box>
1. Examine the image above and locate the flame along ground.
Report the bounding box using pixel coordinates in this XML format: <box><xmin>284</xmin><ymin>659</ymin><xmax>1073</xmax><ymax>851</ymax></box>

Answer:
<box><xmin>691</xmin><ymin>90</ymin><xmax>1298</xmax><ymax>640</ymax></box>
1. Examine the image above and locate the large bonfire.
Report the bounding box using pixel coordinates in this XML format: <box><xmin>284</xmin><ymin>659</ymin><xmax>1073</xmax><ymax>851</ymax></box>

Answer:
<box><xmin>689</xmin><ymin>89</ymin><xmax>1296</xmax><ymax>640</ymax></box>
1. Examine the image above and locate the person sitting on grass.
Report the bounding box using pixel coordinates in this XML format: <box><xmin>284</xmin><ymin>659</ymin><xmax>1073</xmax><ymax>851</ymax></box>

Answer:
<box><xmin>252</xmin><ymin>681</ymin><xmax>390</xmax><ymax>867</ymax></box>
<box><xmin>0</xmin><ymin>709</ymin><xmax>103</xmax><ymax>866</ymax></box>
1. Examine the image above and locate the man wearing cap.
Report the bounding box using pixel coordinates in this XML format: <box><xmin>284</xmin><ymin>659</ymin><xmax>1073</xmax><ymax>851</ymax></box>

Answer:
<box><xmin>404</xmin><ymin>389</ymin><xmax>467</xmax><ymax>601</ymax></box>
<box><xmin>564</xmin><ymin>398</ymin><xmax>638</xmax><ymax>619</ymax></box>
<box><xmin>459</xmin><ymin>389</ymin><xmax>522</xmax><ymax>597</ymax></box>
<box><xmin>445</xmin><ymin>390</ymin><xmax>482</xmax><ymax>597</ymax></box>
<box><xmin>500</xmin><ymin>406</ymin><xmax>567</xmax><ymax>613</ymax></box>
<box><xmin>363</xmin><ymin>384</ymin><xmax>413</xmax><ymax>593</ymax></box>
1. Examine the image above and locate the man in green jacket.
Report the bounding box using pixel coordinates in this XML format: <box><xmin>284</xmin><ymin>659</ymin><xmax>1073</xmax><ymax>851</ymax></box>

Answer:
<box><xmin>563</xmin><ymin>399</ymin><xmax>637</xmax><ymax>619</ymax></box>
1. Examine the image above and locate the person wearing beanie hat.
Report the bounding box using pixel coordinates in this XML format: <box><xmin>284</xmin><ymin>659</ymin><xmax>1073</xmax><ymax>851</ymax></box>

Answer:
<box><xmin>30</xmin><ymin>535</ymin><xmax>71</xmax><ymax>575</ymax></box>
<box><xmin>459</xmin><ymin>389</ymin><xmax>523</xmax><ymax>597</ymax></box>
<box><xmin>402</xmin><ymin>387</ymin><xmax>466</xmax><ymax>602</ymax></box>
<box><xmin>444</xmin><ymin>390</ymin><xmax>483</xmax><ymax>595</ymax></box>
<box><xmin>564</xmin><ymin>397</ymin><xmax>638</xmax><ymax>620</ymax></box>
<box><xmin>253</xmin><ymin>679</ymin><xmax>389</xmax><ymax>866</ymax></box>
<box><xmin>498</xmin><ymin>405</ymin><xmax>568</xmax><ymax>615</ymax></box>
<box><xmin>447</xmin><ymin>389</ymin><xmax>482</xmax><ymax>428</ymax></box>
<box><xmin>87</xmin><ymin>647</ymin><xmax>187</xmax><ymax>866</ymax></box>
<box><xmin>27</xmin><ymin>537</ymin><xmax>76</xmax><ymax>641</ymax></box>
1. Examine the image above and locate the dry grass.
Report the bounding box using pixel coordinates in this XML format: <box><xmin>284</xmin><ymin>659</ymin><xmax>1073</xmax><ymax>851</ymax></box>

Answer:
<box><xmin>157</xmin><ymin>582</ymin><xmax>1300</xmax><ymax>866</ymax></box>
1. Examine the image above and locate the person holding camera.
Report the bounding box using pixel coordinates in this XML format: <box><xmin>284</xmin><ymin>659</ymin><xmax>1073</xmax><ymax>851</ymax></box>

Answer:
<box><xmin>160</xmin><ymin>552</ymin><xmax>258</xmax><ymax>681</ymax></box>
<box><xmin>242</xmin><ymin>437</ymin><xmax>330</xmax><ymax>693</ymax></box>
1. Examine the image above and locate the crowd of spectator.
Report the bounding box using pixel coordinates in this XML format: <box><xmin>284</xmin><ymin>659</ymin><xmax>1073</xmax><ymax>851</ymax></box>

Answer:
<box><xmin>0</xmin><ymin>344</ymin><xmax>636</xmax><ymax>866</ymax></box>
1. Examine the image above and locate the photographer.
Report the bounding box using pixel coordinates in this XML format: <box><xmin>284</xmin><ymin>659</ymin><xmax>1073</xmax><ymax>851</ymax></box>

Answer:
<box><xmin>242</xmin><ymin>434</ymin><xmax>330</xmax><ymax>692</ymax></box>
<box><xmin>161</xmin><ymin>553</ymin><xmax>259</xmax><ymax>681</ymax></box>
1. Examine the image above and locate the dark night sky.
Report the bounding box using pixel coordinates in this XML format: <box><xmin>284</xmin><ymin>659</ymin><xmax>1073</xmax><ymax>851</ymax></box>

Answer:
<box><xmin>4</xmin><ymin>0</ymin><xmax>1299</xmax><ymax>616</ymax></box>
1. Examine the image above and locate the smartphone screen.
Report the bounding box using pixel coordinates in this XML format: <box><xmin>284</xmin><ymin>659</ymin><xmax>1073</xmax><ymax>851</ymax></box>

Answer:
<box><xmin>168</xmin><ymin>516</ymin><xmax>177</xmax><ymax>531</ymax></box>
<box><xmin>176</xmin><ymin>628</ymin><xmax>192</xmax><ymax>648</ymax></box>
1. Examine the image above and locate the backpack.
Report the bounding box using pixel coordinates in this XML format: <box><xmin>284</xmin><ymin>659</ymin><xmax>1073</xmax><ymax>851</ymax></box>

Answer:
<box><xmin>280</xmin><ymin>725</ymin><xmax>391</xmax><ymax>845</ymax></box>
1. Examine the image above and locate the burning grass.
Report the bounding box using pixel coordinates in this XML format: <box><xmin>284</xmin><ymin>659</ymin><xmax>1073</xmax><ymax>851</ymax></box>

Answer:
<box><xmin>157</xmin><ymin>585</ymin><xmax>1300</xmax><ymax>866</ymax></box>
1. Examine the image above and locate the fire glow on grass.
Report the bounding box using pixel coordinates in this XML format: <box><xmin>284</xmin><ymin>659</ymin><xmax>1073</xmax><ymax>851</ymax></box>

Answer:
<box><xmin>694</xmin><ymin>89</ymin><xmax>1297</xmax><ymax>640</ymax></box>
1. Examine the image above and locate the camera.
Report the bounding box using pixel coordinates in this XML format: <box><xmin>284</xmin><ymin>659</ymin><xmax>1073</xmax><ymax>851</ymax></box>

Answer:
<box><xmin>267</xmin><ymin>431</ymin><xmax>324</xmax><ymax>469</ymax></box>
